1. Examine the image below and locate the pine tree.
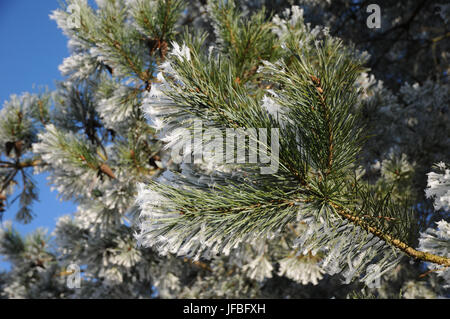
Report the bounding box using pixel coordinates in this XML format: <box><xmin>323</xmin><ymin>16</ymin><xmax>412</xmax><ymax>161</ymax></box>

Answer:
<box><xmin>0</xmin><ymin>0</ymin><xmax>448</xmax><ymax>298</ymax></box>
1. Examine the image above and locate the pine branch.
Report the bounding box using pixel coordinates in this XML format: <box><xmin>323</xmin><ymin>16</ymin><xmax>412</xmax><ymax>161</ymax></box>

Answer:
<box><xmin>329</xmin><ymin>202</ymin><xmax>450</xmax><ymax>266</ymax></box>
<box><xmin>138</xmin><ymin>9</ymin><xmax>450</xmax><ymax>276</ymax></box>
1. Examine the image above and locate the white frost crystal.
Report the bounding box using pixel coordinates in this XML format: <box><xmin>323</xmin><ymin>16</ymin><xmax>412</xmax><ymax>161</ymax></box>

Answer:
<box><xmin>243</xmin><ymin>255</ymin><xmax>273</xmax><ymax>282</ymax></box>
<box><xmin>425</xmin><ymin>162</ymin><xmax>450</xmax><ymax>211</ymax></box>
<box><xmin>278</xmin><ymin>255</ymin><xmax>324</xmax><ymax>285</ymax></box>
<box><xmin>418</xmin><ymin>220</ymin><xmax>450</xmax><ymax>288</ymax></box>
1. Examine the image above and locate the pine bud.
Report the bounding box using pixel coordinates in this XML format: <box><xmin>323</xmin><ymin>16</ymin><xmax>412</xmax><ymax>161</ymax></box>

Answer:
<box><xmin>310</xmin><ymin>75</ymin><xmax>321</xmax><ymax>86</ymax></box>
<box><xmin>99</xmin><ymin>163</ymin><xmax>116</xmax><ymax>179</ymax></box>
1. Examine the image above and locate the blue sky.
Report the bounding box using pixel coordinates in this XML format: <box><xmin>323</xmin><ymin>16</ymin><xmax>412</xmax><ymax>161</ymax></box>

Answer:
<box><xmin>0</xmin><ymin>1</ymin><xmax>77</xmax><ymax>270</ymax></box>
